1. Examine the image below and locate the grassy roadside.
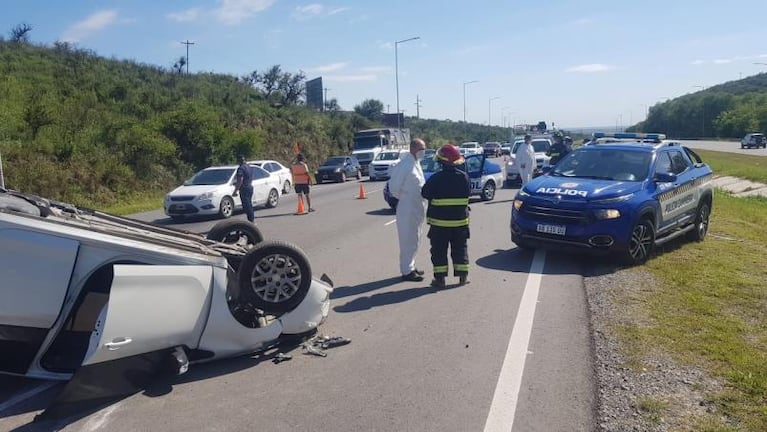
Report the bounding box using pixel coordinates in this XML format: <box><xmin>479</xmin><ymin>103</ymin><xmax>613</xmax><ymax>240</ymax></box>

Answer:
<box><xmin>100</xmin><ymin>192</ymin><xmax>165</xmax><ymax>215</ymax></box>
<box><xmin>613</xmin><ymin>150</ymin><xmax>767</xmax><ymax>430</ymax></box>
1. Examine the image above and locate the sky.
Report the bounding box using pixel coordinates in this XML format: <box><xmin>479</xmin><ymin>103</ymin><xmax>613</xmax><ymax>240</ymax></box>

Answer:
<box><xmin>3</xmin><ymin>0</ymin><xmax>767</xmax><ymax>128</ymax></box>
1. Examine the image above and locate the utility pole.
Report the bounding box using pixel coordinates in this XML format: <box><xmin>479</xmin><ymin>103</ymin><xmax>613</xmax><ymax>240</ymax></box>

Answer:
<box><xmin>414</xmin><ymin>94</ymin><xmax>422</xmax><ymax>119</ymax></box>
<box><xmin>323</xmin><ymin>87</ymin><xmax>331</xmax><ymax>111</ymax></box>
<box><xmin>180</xmin><ymin>40</ymin><xmax>195</xmax><ymax>75</ymax></box>
<box><xmin>386</xmin><ymin>104</ymin><xmax>390</xmax><ymax>113</ymax></box>
<box><xmin>394</xmin><ymin>36</ymin><xmax>420</xmax><ymax>129</ymax></box>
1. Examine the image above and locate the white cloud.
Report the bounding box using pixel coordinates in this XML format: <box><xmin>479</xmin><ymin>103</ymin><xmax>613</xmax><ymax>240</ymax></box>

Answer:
<box><xmin>359</xmin><ymin>66</ymin><xmax>391</xmax><ymax>73</ymax></box>
<box><xmin>713</xmin><ymin>59</ymin><xmax>732</xmax><ymax>64</ymax></box>
<box><xmin>293</xmin><ymin>4</ymin><xmax>349</xmax><ymax>20</ymax></box>
<box><xmin>306</xmin><ymin>62</ymin><xmax>348</xmax><ymax>73</ymax></box>
<box><xmin>214</xmin><ymin>0</ymin><xmax>276</xmax><ymax>25</ymax></box>
<box><xmin>691</xmin><ymin>60</ymin><xmax>706</xmax><ymax>65</ymax></box>
<box><xmin>167</xmin><ymin>8</ymin><xmax>202</xmax><ymax>22</ymax></box>
<box><xmin>328</xmin><ymin>7</ymin><xmax>349</xmax><ymax>15</ymax></box>
<box><xmin>566</xmin><ymin>63</ymin><xmax>615</xmax><ymax>73</ymax></box>
<box><xmin>61</xmin><ymin>10</ymin><xmax>118</xmax><ymax>42</ymax></box>
<box><xmin>324</xmin><ymin>74</ymin><xmax>377</xmax><ymax>82</ymax></box>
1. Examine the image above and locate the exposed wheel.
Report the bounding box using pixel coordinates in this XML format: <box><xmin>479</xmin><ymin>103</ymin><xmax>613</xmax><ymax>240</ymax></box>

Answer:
<box><xmin>219</xmin><ymin>196</ymin><xmax>235</xmax><ymax>219</ymax></box>
<box><xmin>266</xmin><ymin>189</ymin><xmax>279</xmax><ymax>208</ymax></box>
<box><xmin>686</xmin><ymin>201</ymin><xmax>710</xmax><ymax>242</ymax></box>
<box><xmin>282</xmin><ymin>180</ymin><xmax>291</xmax><ymax>194</ymax></box>
<box><xmin>622</xmin><ymin>218</ymin><xmax>655</xmax><ymax>265</ymax></box>
<box><xmin>338</xmin><ymin>172</ymin><xmax>346</xmax><ymax>183</ymax></box>
<box><xmin>481</xmin><ymin>181</ymin><xmax>496</xmax><ymax>201</ymax></box>
<box><xmin>238</xmin><ymin>240</ymin><xmax>312</xmax><ymax>314</ymax></box>
<box><xmin>207</xmin><ymin>220</ymin><xmax>264</xmax><ymax>249</ymax></box>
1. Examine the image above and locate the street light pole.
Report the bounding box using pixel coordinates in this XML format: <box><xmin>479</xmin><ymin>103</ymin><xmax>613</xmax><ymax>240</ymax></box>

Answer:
<box><xmin>463</xmin><ymin>80</ymin><xmax>478</xmax><ymax>122</ymax></box>
<box><xmin>395</xmin><ymin>36</ymin><xmax>420</xmax><ymax>129</ymax></box>
<box><xmin>488</xmin><ymin>97</ymin><xmax>500</xmax><ymax>125</ymax></box>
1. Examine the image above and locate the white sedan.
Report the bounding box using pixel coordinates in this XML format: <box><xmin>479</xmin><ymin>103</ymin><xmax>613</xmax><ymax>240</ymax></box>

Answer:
<box><xmin>460</xmin><ymin>142</ymin><xmax>482</xmax><ymax>156</ymax></box>
<box><xmin>164</xmin><ymin>164</ymin><xmax>282</xmax><ymax>221</ymax></box>
<box><xmin>0</xmin><ymin>189</ymin><xmax>333</xmax><ymax>420</ymax></box>
<box><xmin>248</xmin><ymin>159</ymin><xmax>293</xmax><ymax>194</ymax></box>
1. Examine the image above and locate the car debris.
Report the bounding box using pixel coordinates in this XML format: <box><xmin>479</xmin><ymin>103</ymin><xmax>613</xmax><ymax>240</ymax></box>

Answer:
<box><xmin>302</xmin><ymin>343</ymin><xmax>328</xmax><ymax>357</ymax></box>
<box><xmin>272</xmin><ymin>353</ymin><xmax>292</xmax><ymax>364</ymax></box>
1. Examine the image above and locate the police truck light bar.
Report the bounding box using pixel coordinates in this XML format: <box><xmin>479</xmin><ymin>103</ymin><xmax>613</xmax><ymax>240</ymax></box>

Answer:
<box><xmin>592</xmin><ymin>132</ymin><xmax>666</xmax><ymax>140</ymax></box>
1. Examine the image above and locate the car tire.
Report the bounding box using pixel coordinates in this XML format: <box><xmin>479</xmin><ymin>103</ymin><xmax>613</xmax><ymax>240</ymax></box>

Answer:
<box><xmin>265</xmin><ymin>188</ymin><xmax>279</xmax><ymax>208</ymax></box>
<box><xmin>238</xmin><ymin>240</ymin><xmax>312</xmax><ymax>314</ymax></box>
<box><xmin>481</xmin><ymin>181</ymin><xmax>496</xmax><ymax>201</ymax></box>
<box><xmin>356</xmin><ymin>170</ymin><xmax>362</xmax><ymax>180</ymax></box>
<box><xmin>338</xmin><ymin>172</ymin><xmax>346</xmax><ymax>183</ymax></box>
<box><xmin>512</xmin><ymin>236</ymin><xmax>533</xmax><ymax>250</ymax></box>
<box><xmin>686</xmin><ymin>201</ymin><xmax>710</xmax><ymax>242</ymax></box>
<box><xmin>219</xmin><ymin>196</ymin><xmax>235</xmax><ymax>219</ymax></box>
<box><xmin>622</xmin><ymin>218</ymin><xmax>655</xmax><ymax>266</ymax></box>
<box><xmin>207</xmin><ymin>220</ymin><xmax>264</xmax><ymax>249</ymax></box>
<box><xmin>282</xmin><ymin>180</ymin><xmax>291</xmax><ymax>194</ymax></box>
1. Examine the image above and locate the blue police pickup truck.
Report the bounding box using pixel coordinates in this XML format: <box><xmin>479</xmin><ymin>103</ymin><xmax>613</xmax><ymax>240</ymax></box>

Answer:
<box><xmin>510</xmin><ymin>133</ymin><xmax>713</xmax><ymax>265</ymax></box>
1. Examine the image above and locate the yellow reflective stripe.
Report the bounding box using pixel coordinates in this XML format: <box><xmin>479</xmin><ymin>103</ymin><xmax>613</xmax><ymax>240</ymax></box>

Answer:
<box><xmin>431</xmin><ymin>198</ymin><xmax>469</xmax><ymax>206</ymax></box>
<box><xmin>454</xmin><ymin>264</ymin><xmax>469</xmax><ymax>271</ymax></box>
<box><xmin>427</xmin><ymin>217</ymin><xmax>470</xmax><ymax>227</ymax></box>
<box><xmin>433</xmin><ymin>265</ymin><xmax>448</xmax><ymax>273</ymax></box>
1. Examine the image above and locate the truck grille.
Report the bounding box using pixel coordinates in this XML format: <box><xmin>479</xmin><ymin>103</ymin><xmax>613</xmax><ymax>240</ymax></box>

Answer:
<box><xmin>521</xmin><ymin>204</ymin><xmax>591</xmax><ymax>224</ymax></box>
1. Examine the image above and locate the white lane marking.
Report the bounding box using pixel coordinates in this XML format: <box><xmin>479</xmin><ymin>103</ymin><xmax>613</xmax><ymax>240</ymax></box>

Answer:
<box><xmin>83</xmin><ymin>403</ymin><xmax>121</xmax><ymax>432</ymax></box>
<box><xmin>483</xmin><ymin>249</ymin><xmax>546</xmax><ymax>432</ymax></box>
<box><xmin>0</xmin><ymin>380</ymin><xmax>58</xmax><ymax>413</ymax></box>
<box><xmin>384</xmin><ymin>219</ymin><xmax>397</xmax><ymax>226</ymax></box>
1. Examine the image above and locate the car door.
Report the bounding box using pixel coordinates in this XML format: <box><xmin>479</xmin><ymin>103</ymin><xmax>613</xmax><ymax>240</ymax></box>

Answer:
<box><xmin>667</xmin><ymin>149</ymin><xmax>697</xmax><ymax>225</ymax></box>
<box><xmin>250</xmin><ymin>166</ymin><xmax>272</xmax><ymax>204</ymax></box>
<box><xmin>0</xmin><ymin>227</ymin><xmax>79</xmax><ymax>375</ymax></box>
<box><xmin>39</xmin><ymin>264</ymin><xmax>213</xmax><ymax>421</ymax></box>
<box><xmin>464</xmin><ymin>154</ymin><xmax>485</xmax><ymax>195</ymax></box>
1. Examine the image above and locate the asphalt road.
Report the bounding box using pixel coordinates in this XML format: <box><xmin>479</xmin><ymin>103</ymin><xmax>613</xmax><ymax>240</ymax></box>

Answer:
<box><xmin>677</xmin><ymin>139</ymin><xmax>767</xmax><ymax>156</ymax></box>
<box><xmin>1</xmin><ymin>160</ymin><xmax>597</xmax><ymax>432</ymax></box>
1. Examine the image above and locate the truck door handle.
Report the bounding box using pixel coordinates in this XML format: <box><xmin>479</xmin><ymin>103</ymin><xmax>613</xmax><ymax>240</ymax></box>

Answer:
<box><xmin>105</xmin><ymin>337</ymin><xmax>133</xmax><ymax>350</ymax></box>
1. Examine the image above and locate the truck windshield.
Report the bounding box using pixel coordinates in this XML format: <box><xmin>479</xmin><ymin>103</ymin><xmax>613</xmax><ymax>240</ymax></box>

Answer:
<box><xmin>354</xmin><ymin>136</ymin><xmax>385</xmax><ymax>150</ymax></box>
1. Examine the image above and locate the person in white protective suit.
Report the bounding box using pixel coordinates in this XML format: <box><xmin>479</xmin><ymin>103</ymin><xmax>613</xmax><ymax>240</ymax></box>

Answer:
<box><xmin>515</xmin><ymin>134</ymin><xmax>537</xmax><ymax>186</ymax></box>
<box><xmin>388</xmin><ymin>138</ymin><xmax>428</xmax><ymax>282</ymax></box>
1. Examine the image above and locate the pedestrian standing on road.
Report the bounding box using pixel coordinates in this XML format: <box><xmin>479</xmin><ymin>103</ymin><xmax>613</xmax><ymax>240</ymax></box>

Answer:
<box><xmin>421</xmin><ymin>144</ymin><xmax>471</xmax><ymax>288</ymax></box>
<box><xmin>389</xmin><ymin>138</ymin><xmax>428</xmax><ymax>282</ymax></box>
<box><xmin>515</xmin><ymin>134</ymin><xmax>537</xmax><ymax>186</ymax></box>
<box><xmin>233</xmin><ymin>155</ymin><xmax>255</xmax><ymax>222</ymax></box>
<box><xmin>291</xmin><ymin>153</ymin><xmax>315</xmax><ymax>212</ymax></box>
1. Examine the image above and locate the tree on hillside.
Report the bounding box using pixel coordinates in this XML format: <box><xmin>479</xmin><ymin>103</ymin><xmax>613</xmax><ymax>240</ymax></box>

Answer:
<box><xmin>324</xmin><ymin>98</ymin><xmax>341</xmax><ymax>112</ymax></box>
<box><xmin>243</xmin><ymin>65</ymin><xmax>306</xmax><ymax>106</ymax></box>
<box><xmin>23</xmin><ymin>93</ymin><xmax>53</xmax><ymax>140</ymax></box>
<box><xmin>173</xmin><ymin>56</ymin><xmax>187</xmax><ymax>75</ymax></box>
<box><xmin>10</xmin><ymin>23</ymin><xmax>32</xmax><ymax>43</ymax></box>
<box><xmin>354</xmin><ymin>99</ymin><xmax>384</xmax><ymax>122</ymax></box>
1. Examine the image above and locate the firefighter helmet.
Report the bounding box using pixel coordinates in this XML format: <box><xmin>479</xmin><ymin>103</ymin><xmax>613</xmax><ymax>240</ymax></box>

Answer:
<box><xmin>435</xmin><ymin>144</ymin><xmax>465</xmax><ymax>165</ymax></box>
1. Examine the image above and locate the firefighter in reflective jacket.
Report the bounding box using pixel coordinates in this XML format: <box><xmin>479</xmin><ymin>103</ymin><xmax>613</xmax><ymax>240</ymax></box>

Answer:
<box><xmin>421</xmin><ymin>144</ymin><xmax>471</xmax><ymax>288</ymax></box>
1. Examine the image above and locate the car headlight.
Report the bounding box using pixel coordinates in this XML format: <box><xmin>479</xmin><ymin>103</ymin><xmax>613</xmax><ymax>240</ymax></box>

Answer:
<box><xmin>197</xmin><ymin>191</ymin><xmax>215</xmax><ymax>200</ymax></box>
<box><xmin>513</xmin><ymin>199</ymin><xmax>524</xmax><ymax>210</ymax></box>
<box><xmin>593</xmin><ymin>209</ymin><xmax>621</xmax><ymax>220</ymax></box>
<box><xmin>334</xmin><ymin>168</ymin><xmax>342</xmax><ymax>173</ymax></box>
<box><xmin>517</xmin><ymin>189</ymin><xmax>530</xmax><ymax>197</ymax></box>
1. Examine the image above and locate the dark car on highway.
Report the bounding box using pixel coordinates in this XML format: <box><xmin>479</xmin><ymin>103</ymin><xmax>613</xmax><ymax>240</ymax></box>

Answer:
<box><xmin>315</xmin><ymin>156</ymin><xmax>362</xmax><ymax>183</ymax></box>
<box><xmin>483</xmin><ymin>142</ymin><xmax>501</xmax><ymax>157</ymax></box>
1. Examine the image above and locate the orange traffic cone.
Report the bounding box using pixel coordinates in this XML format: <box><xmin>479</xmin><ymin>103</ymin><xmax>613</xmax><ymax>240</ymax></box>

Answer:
<box><xmin>295</xmin><ymin>195</ymin><xmax>308</xmax><ymax>215</ymax></box>
<box><xmin>357</xmin><ymin>182</ymin><xmax>367</xmax><ymax>199</ymax></box>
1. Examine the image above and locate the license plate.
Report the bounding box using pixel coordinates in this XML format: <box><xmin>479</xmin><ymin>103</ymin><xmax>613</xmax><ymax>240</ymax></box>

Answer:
<box><xmin>536</xmin><ymin>224</ymin><xmax>566</xmax><ymax>235</ymax></box>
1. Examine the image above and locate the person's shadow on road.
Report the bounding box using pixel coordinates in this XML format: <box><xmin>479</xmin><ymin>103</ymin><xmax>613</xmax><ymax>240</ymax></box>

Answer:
<box><xmin>333</xmin><ymin>285</ymin><xmax>437</xmax><ymax>313</ymax></box>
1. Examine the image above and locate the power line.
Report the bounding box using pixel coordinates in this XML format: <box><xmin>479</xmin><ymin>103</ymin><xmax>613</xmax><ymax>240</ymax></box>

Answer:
<box><xmin>180</xmin><ymin>40</ymin><xmax>195</xmax><ymax>75</ymax></box>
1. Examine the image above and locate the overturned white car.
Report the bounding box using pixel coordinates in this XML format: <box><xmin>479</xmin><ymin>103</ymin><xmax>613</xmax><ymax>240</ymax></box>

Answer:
<box><xmin>0</xmin><ymin>188</ymin><xmax>333</xmax><ymax>418</ymax></box>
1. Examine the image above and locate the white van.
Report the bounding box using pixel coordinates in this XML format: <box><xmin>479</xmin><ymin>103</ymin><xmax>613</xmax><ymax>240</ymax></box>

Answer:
<box><xmin>369</xmin><ymin>150</ymin><xmax>409</xmax><ymax>181</ymax></box>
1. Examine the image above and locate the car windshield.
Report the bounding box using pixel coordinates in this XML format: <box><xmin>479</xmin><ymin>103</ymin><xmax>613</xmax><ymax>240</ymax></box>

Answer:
<box><xmin>186</xmin><ymin>168</ymin><xmax>235</xmax><ymax>185</ymax></box>
<box><xmin>421</xmin><ymin>157</ymin><xmax>442</xmax><ymax>173</ymax></box>
<box><xmin>375</xmin><ymin>152</ymin><xmax>401</xmax><ymax>161</ymax></box>
<box><xmin>551</xmin><ymin>149</ymin><xmax>651</xmax><ymax>181</ymax></box>
<box><xmin>322</xmin><ymin>157</ymin><xmax>346</xmax><ymax>166</ymax></box>
<box><xmin>511</xmin><ymin>140</ymin><xmax>549</xmax><ymax>153</ymax></box>
<box><xmin>461</xmin><ymin>143</ymin><xmax>477</xmax><ymax>148</ymax></box>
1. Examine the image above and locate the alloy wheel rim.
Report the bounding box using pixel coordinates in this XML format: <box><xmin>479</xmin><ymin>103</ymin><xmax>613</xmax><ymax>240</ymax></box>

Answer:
<box><xmin>629</xmin><ymin>223</ymin><xmax>652</xmax><ymax>260</ymax></box>
<box><xmin>249</xmin><ymin>253</ymin><xmax>301</xmax><ymax>303</ymax></box>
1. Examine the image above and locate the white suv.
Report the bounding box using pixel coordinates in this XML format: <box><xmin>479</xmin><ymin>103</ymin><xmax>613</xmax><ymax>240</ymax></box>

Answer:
<box><xmin>505</xmin><ymin>138</ymin><xmax>552</xmax><ymax>186</ymax></box>
<box><xmin>369</xmin><ymin>150</ymin><xmax>408</xmax><ymax>181</ymax></box>
<box><xmin>460</xmin><ymin>142</ymin><xmax>482</xmax><ymax>156</ymax></box>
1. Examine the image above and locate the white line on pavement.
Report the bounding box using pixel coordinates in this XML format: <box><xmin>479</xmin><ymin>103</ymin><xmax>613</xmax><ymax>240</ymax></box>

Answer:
<box><xmin>483</xmin><ymin>249</ymin><xmax>546</xmax><ymax>432</ymax></box>
<box><xmin>0</xmin><ymin>381</ymin><xmax>58</xmax><ymax>414</ymax></box>
<box><xmin>384</xmin><ymin>219</ymin><xmax>396</xmax><ymax>226</ymax></box>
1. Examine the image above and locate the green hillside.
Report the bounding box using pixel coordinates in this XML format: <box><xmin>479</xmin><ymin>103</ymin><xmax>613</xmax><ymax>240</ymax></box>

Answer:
<box><xmin>0</xmin><ymin>40</ymin><xmax>516</xmax><ymax>208</ymax></box>
<box><xmin>630</xmin><ymin>73</ymin><xmax>767</xmax><ymax>138</ymax></box>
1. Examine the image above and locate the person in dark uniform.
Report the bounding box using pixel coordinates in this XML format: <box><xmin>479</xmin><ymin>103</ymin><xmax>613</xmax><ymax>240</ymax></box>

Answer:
<box><xmin>233</xmin><ymin>155</ymin><xmax>255</xmax><ymax>222</ymax></box>
<box><xmin>421</xmin><ymin>144</ymin><xmax>471</xmax><ymax>288</ymax></box>
<box><xmin>547</xmin><ymin>131</ymin><xmax>570</xmax><ymax>166</ymax></box>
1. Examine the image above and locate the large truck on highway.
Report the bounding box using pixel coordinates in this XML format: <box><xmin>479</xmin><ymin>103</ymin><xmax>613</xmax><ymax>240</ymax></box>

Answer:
<box><xmin>351</xmin><ymin>128</ymin><xmax>411</xmax><ymax>176</ymax></box>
